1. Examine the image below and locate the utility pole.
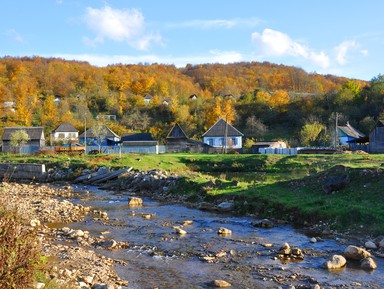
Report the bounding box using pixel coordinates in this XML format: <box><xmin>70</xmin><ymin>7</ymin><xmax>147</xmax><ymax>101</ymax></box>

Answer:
<box><xmin>224</xmin><ymin>114</ymin><xmax>228</xmax><ymax>154</ymax></box>
<box><xmin>84</xmin><ymin>113</ymin><xmax>87</xmax><ymax>154</ymax></box>
<box><xmin>334</xmin><ymin>112</ymin><xmax>338</xmax><ymax>148</ymax></box>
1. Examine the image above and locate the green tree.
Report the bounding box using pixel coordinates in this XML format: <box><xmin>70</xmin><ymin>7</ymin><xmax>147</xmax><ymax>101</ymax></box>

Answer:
<box><xmin>299</xmin><ymin>121</ymin><xmax>325</xmax><ymax>146</ymax></box>
<box><xmin>10</xmin><ymin>130</ymin><xmax>30</xmax><ymax>154</ymax></box>
<box><xmin>91</xmin><ymin>124</ymin><xmax>108</xmax><ymax>153</ymax></box>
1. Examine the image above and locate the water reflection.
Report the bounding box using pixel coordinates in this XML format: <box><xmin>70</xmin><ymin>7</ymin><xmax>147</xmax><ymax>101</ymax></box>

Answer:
<box><xmin>69</xmin><ymin>186</ymin><xmax>384</xmax><ymax>289</ymax></box>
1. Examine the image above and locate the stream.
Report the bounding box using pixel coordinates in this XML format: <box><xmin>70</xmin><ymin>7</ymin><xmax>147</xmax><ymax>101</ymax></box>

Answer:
<box><xmin>69</xmin><ymin>186</ymin><xmax>384</xmax><ymax>289</ymax></box>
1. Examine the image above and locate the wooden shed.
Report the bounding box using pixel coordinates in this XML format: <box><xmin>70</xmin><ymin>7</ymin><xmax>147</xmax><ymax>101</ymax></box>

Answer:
<box><xmin>369</xmin><ymin>120</ymin><xmax>384</xmax><ymax>153</ymax></box>
<box><xmin>2</xmin><ymin>126</ymin><xmax>45</xmax><ymax>153</ymax></box>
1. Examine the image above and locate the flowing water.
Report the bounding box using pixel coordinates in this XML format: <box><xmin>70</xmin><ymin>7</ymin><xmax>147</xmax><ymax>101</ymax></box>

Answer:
<box><xmin>69</xmin><ymin>186</ymin><xmax>384</xmax><ymax>289</ymax></box>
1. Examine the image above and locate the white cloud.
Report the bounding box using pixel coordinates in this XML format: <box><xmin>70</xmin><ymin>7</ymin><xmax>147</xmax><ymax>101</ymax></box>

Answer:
<box><xmin>251</xmin><ymin>28</ymin><xmax>330</xmax><ymax>69</ymax></box>
<box><xmin>5</xmin><ymin>29</ymin><xmax>25</xmax><ymax>43</ymax></box>
<box><xmin>335</xmin><ymin>40</ymin><xmax>358</xmax><ymax>65</ymax></box>
<box><xmin>168</xmin><ymin>17</ymin><xmax>261</xmax><ymax>29</ymax></box>
<box><xmin>83</xmin><ymin>6</ymin><xmax>161</xmax><ymax>50</ymax></box>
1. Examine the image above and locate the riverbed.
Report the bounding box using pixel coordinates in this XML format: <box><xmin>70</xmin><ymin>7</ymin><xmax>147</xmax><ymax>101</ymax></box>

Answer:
<box><xmin>70</xmin><ymin>186</ymin><xmax>384</xmax><ymax>289</ymax></box>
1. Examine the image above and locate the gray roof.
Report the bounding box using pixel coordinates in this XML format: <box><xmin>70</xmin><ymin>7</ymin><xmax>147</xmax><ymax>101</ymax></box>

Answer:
<box><xmin>338</xmin><ymin>122</ymin><xmax>365</xmax><ymax>138</ymax></box>
<box><xmin>52</xmin><ymin>122</ymin><xmax>78</xmax><ymax>133</ymax></box>
<box><xmin>166</xmin><ymin>123</ymin><xmax>188</xmax><ymax>139</ymax></box>
<box><xmin>202</xmin><ymin>118</ymin><xmax>243</xmax><ymax>137</ymax></box>
<box><xmin>79</xmin><ymin>125</ymin><xmax>119</xmax><ymax>139</ymax></box>
<box><xmin>2</xmin><ymin>127</ymin><xmax>45</xmax><ymax>141</ymax></box>
<box><xmin>121</xmin><ymin>133</ymin><xmax>154</xmax><ymax>142</ymax></box>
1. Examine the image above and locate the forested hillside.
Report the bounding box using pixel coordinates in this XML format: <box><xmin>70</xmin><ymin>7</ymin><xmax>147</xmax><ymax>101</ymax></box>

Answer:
<box><xmin>0</xmin><ymin>56</ymin><xmax>383</xmax><ymax>146</ymax></box>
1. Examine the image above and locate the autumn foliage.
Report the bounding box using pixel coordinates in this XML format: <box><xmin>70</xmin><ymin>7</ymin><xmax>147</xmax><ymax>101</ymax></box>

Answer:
<box><xmin>0</xmin><ymin>56</ymin><xmax>382</xmax><ymax>145</ymax></box>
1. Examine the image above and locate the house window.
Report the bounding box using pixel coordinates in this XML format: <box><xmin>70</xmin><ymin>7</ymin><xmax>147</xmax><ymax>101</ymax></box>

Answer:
<box><xmin>219</xmin><ymin>138</ymin><xmax>224</xmax><ymax>146</ymax></box>
<box><xmin>207</xmin><ymin>138</ymin><xmax>214</xmax><ymax>146</ymax></box>
<box><xmin>231</xmin><ymin>138</ymin><xmax>238</xmax><ymax>146</ymax></box>
<box><xmin>58</xmin><ymin>133</ymin><xmax>65</xmax><ymax>139</ymax></box>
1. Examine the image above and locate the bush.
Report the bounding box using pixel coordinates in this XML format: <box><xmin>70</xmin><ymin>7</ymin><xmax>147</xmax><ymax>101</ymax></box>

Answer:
<box><xmin>0</xmin><ymin>209</ymin><xmax>40</xmax><ymax>288</ymax></box>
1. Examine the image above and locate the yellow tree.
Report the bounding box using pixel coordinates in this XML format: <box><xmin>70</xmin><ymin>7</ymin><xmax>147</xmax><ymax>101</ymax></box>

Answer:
<box><xmin>13</xmin><ymin>77</ymin><xmax>36</xmax><ymax>126</ymax></box>
<box><xmin>204</xmin><ymin>97</ymin><xmax>236</xmax><ymax>129</ymax></box>
<box><xmin>41</xmin><ymin>95</ymin><xmax>57</xmax><ymax>129</ymax></box>
<box><xmin>205</xmin><ymin>98</ymin><xmax>222</xmax><ymax>129</ymax></box>
<box><xmin>255</xmin><ymin>90</ymin><xmax>271</xmax><ymax>104</ymax></box>
<box><xmin>269</xmin><ymin>89</ymin><xmax>290</xmax><ymax>110</ymax></box>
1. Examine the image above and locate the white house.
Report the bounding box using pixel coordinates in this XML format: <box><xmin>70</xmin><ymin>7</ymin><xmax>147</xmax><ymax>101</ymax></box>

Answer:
<box><xmin>202</xmin><ymin>117</ymin><xmax>243</xmax><ymax>149</ymax></box>
<box><xmin>50</xmin><ymin>122</ymin><xmax>79</xmax><ymax>144</ymax></box>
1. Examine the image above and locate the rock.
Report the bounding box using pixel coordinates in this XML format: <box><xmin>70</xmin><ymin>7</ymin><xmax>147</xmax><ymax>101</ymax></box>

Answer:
<box><xmin>322</xmin><ymin>173</ymin><xmax>350</xmax><ymax>194</ymax></box>
<box><xmin>379</xmin><ymin>239</ymin><xmax>384</xmax><ymax>248</ymax></box>
<box><xmin>95</xmin><ymin>239</ymin><xmax>117</xmax><ymax>249</ymax></box>
<box><xmin>361</xmin><ymin>257</ymin><xmax>377</xmax><ymax>270</ymax></box>
<box><xmin>322</xmin><ymin>255</ymin><xmax>347</xmax><ymax>269</ymax></box>
<box><xmin>198</xmin><ymin>202</ymin><xmax>216</xmax><ymax>211</ymax></box>
<box><xmin>279</xmin><ymin>243</ymin><xmax>291</xmax><ymax>255</ymax></box>
<box><xmin>30</xmin><ymin>219</ymin><xmax>41</xmax><ymax>227</ymax></box>
<box><xmin>142</xmin><ymin>214</ymin><xmax>152</xmax><ymax>219</ymax></box>
<box><xmin>175</xmin><ymin>227</ymin><xmax>187</xmax><ymax>235</ymax></box>
<box><xmin>91</xmin><ymin>284</ymin><xmax>117</xmax><ymax>289</ymax></box>
<box><xmin>212</xmin><ymin>279</ymin><xmax>232</xmax><ymax>287</ymax></box>
<box><xmin>365</xmin><ymin>241</ymin><xmax>377</xmax><ymax>249</ymax></box>
<box><xmin>128</xmin><ymin>197</ymin><xmax>143</xmax><ymax>206</ymax></box>
<box><xmin>310</xmin><ymin>237</ymin><xmax>317</xmax><ymax>243</ymax></box>
<box><xmin>78</xmin><ymin>281</ymin><xmax>88</xmax><ymax>288</ymax></box>
<box><xmin>69</xmin><ymin>229</ymin><xmax>85</xmax><ymax>238</ymax></box>
<box><xmin>216</xmin><ymin>201</ymin><xmax>234</xmax><ymax>212</ymax></box>
<box><xmin>181</xmin><ymin>220</ymin><xmax>193</xmax><ymax>226</ymax></box>
<box><xmin>252</xmin><ymin>219</ymin><xmax>275</xmax><ymax>228</ymax></box>
<box><xmin>215</xmin><ymin>251</ymin><xmax>227</xmax><ymax>258</ymax></box>
<box><xmin>217</xmin><ymin>227</ymin><xmax>232</xmax><ymax>235</ymax></box>
<box><xmin>344</xmin><ymin>245</ymin><xmax>371</xmax><ymax>260</ymax></box>
<box><xmin>199</xmin><ymin>256</ymin><xmax>215</xmax><ymax>262</ymax></box>
<box><xmin>36</xmin><ymin>283</ymin><xmax>45</xmax><ymax>289</ymax></box>
<box><xmin>291</xmin><ymin>248</ymin><xmax>305</xmax><ymax>259</ymax></box>
<box><xmin>82</xmin><ymin>275</ymin><xmax>94</xmax><ymax>284</ymax></box>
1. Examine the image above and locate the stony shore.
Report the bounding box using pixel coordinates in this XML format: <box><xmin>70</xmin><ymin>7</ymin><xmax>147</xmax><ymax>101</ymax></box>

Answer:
<box><xmin>0</xmin><ymin>182</ymin><xmax>129</xmax><ymax>289</ymax></box>
<box><xmin>2</xmin><ymin>166</ymin><xmax>384</xmax><ymax>289</ymax></box>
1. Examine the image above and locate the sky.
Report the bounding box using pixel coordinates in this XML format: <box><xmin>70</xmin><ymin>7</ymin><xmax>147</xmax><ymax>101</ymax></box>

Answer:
<box><xmin>1</xmin><ymin>0</ymin><xmax>384</xmax><ymax>81</ymax></box>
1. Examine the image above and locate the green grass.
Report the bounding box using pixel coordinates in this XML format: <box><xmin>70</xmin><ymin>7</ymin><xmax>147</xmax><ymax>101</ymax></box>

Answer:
<box><xmin>1</xmin><ymin>151</ymin><xmax>384</xmax><ymax>235</ymax></box>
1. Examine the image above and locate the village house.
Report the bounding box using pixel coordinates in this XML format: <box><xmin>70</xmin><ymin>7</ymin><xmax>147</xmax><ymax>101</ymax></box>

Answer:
<box><xmin>79</xmin><ymin>125</ymin><xmax>120</xmax><ymax>147</ymax></box>
<box><xmin>50</xmin><ymin>122</ymin><xmax>79</xmax><ymax>145</ymax></box>
<box><xmin>202</xmin><ymin>117</ymin><xmax>243</xmax><ymax>149</ymax></box>
<box><xmin>165</xmin><ymin>123</ymin><xmax>208</xmax><ymax>153</ymax></box>
<box><xmin>369</xmin><ymin>120</ymin><xmax>384</xmax><ymax>153</ymax></box>
<box><xmin>144</xmin><ymin>94</ymin><xmax>153</xmax><ymax>104</ymax></box>
<box><xmin>337</xmin><ymin>122</ymin><xmax>365</xmax><ymax>146</ymax></box>
<box><xmin>251</xmin><ymin>140</ymin><xmax>287</xmax><ymax>153</ymax></box>
<box><xmin>120</xmin><ymin>133</ymin><xmax>159</xmax><ymax>154</ymax></box>
<box><xmin>2</xmin><ymin>126</ymin><xmax>45</xmax><ymax>153</ymax></box>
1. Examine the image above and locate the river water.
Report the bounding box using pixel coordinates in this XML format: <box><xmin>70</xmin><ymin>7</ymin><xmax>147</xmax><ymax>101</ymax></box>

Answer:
<box><xmin>70</xmin><ymin>186</ymin><xmax>384</xmax><ymax>289</ymax></box>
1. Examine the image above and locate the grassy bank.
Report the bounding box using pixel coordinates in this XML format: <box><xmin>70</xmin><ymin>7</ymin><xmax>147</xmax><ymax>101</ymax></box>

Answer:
<box><xmin>1</xmin><ymin>152</ymin><xmax>384</xmax><ymax>235</ymax></box>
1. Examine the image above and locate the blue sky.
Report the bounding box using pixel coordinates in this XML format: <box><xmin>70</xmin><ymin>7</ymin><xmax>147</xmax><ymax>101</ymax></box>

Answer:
<box><xmin>1</xmin><ymin>0</ymin><xmax>383</xmax><ymax>81</ymax></box>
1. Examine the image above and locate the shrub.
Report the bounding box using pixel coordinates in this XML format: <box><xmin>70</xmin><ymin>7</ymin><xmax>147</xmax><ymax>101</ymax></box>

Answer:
<box><xmin>0</xmin><ymin>209</ymin><xmax>40</xmax><ymax>288</ymax></box>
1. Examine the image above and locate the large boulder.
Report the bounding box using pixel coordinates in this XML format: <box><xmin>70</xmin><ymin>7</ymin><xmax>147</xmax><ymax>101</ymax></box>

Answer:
<box><xmin>360</xmin><ymin>257</ymin><xmax>377</xmax><ymax>270</ymax></box>
<box><xmin>322</xmin><ymin>255</ymin><xmax>347</xmax><ymax>269</ymax></box>
<box><xmin>344</xmin><ymin>245</ymin><xmax>371</xmax><ymax>260</ymax></box>
<box><xmin>216</xmin><ymin>201</ymin><xmax>234</xmax><ymax>212</ymax></box>
<box><xmin>252</xmin><ymin>219</ymin><xmax>275</xmax><ymax>229</ymax></box>
<box><xmin>128</xmin><ymin>197</ymin><xmax>143</xmax><ymax>206</ymax></box>
<box><xmin>217</xmin><ymin>227</ymin><xmax>232</xmax><ymax>235</ymax></box>
<box><xmin>323</xmin><ymin>174</ymin><xmax>350</xmax><ymax>194</ymax></box>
